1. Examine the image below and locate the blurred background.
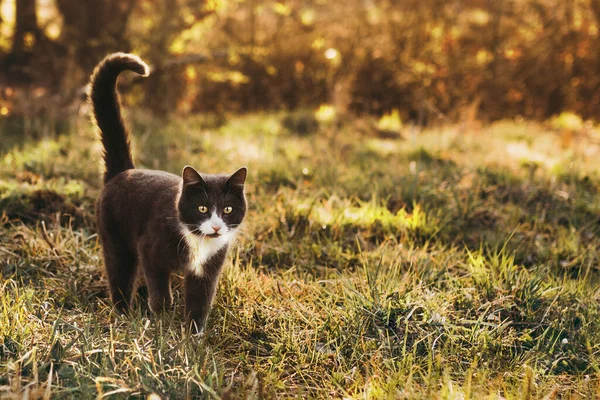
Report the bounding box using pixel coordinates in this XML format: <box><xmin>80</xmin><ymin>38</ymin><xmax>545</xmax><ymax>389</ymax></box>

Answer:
<box><xmin>4</xmin><ymin>4</ymin><xmax>600</xmax><ymax>396</ymax></box>
<box><xmin>1</xmin><ymin>0</ymin><xmax>599</xmax><ymax>133</ymax></box>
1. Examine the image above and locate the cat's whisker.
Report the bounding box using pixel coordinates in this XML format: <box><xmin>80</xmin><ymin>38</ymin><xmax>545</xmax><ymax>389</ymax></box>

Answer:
<box><xmin>176</xmin><ymin>231</ymin><xmax>191</xmax><ymax>253</ymax></box>
<box><xmin>233</xmin><ymin>229</ymin><xmax>254</xmax><ymax>242</ymax></box>
<box><xmin>233</xmin><ymin>224</ymin><xmax>254</xmax><ymax>236</ymax></box>
<box><xmin>234</xmin><ymin>233</ymin><xmax>252</xmax><ymax>244</ymax></box>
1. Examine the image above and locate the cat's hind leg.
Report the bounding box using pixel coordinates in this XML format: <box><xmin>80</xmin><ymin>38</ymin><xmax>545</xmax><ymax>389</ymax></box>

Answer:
<box><xmin>102</xmin><ymin>240</ymin><xmax>137</xmax><ymax>313</ymax></box>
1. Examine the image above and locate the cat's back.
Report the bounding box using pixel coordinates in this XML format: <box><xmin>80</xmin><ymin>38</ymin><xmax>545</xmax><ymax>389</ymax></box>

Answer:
<box><xmin>101</xmin><ymin>169</ymin><xmax>181</xmax><ymax>200</ymax></box>
<box><xmin>97</xmin><ymin>169</ymin><xmax>182</xmax><ymax>235</ymax></box>
<box><xmin>106</xmin><ymin>169</ymin><xmax>180</xmax><ymax>191</ymax></box>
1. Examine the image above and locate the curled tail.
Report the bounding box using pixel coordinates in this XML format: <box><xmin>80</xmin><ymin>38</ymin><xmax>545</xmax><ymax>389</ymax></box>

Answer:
<box><xmin>89</xmin><ymin>53</ymin><xmax>149</xmax><ymax>183</ymax></box>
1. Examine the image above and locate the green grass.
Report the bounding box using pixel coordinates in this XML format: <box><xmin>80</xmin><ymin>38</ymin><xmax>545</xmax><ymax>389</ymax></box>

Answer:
<box><xmin>2</xmin><ymin>112</ymin><xmax>600</xmax><ymax>398</ymax></box>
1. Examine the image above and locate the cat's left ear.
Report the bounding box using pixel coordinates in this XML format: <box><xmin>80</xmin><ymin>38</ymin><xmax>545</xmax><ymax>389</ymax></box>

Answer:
<box><xmin>227</xmin><ymin>167</ymin><xmax>247</xmax><ymax>187</ymax></box>
<box><xmin>182</xmin><ymin>166</ymin><xmax>205</xmax><ymax>187</ymax></box>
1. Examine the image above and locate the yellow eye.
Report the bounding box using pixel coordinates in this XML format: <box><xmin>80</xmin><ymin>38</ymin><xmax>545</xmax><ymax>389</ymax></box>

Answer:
<box><xmin>224</xmin><ymin>206</ymin><xmax>233</xmax><ymax>214</ymax></box>
<box><xmin>198</xmin><ymin>206</ymin><xmax>208</xmax><ymax>214</ymax></box>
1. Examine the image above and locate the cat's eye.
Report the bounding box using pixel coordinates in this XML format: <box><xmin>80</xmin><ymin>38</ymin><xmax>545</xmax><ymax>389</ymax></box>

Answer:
<box><xmin>224</xmin><ymin>206</ymin><xmax>233</xmax><ymax>214</ymax></box>
<box><xmin>198</xmin><ymin>206</ymin><xmax>208</xmax><ymax>214</ymax></box>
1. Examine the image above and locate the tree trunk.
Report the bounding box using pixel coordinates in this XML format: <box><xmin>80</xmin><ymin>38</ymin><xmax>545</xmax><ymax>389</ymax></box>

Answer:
<box><xmin>56</xmin><ymin>0</ymin><xmax>135</xmax><ymax>73</ymax></box>
<box><xmin>11</xmin><ymin>0</ymin><xmax>40</xmax><ymax>55</ymax></box>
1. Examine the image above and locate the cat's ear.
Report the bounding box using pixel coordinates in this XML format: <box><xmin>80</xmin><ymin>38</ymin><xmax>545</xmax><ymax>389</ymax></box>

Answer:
<box><xmin>227</xmin><ymin>167</ymin><xmax>247</xmax><ymax>187</ymax></box>
<box><xmin>182</xmin><ymin>166</ymin><xmax>205</xmax><ymax>187</ymax></box>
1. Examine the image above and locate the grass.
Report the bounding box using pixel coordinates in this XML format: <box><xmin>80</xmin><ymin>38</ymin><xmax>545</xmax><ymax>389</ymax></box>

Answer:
<box><xmin>2</xmin><ymin>110</ymin><xmax>600</xmax><ymax>398</ymax></box>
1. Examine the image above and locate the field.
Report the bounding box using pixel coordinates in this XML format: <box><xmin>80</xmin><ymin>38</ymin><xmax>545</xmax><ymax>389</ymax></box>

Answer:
<box><xmin>2</xmin><ymin>111</ymin><xmax>600</xmax><ymax>398</ymax></box>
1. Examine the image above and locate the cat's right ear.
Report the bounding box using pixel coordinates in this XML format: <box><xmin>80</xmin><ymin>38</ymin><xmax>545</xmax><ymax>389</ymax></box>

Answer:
<box><xmin>182</xmin><ymin>166</ymin><xmax>205</xmax><ymax>187</ymax></box>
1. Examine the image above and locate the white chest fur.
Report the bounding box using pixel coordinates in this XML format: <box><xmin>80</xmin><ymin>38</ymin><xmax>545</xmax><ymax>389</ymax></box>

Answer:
<box><xmin>181</xmin><ymin>226</ymin><xmax>231</xmax><ymax>277</ymax></box>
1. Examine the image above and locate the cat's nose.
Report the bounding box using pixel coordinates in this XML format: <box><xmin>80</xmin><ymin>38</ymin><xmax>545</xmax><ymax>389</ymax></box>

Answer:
<box><xmin>212</xmin><ymin>226</ymin><xmax>221</xmax><ymax>233</ymax></box>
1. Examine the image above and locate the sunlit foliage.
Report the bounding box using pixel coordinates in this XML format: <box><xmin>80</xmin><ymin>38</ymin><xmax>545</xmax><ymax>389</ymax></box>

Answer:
<box><xmin>1</xmin><ymin>0</ymin><xmax>600</xmax><ymax>121</ymax></box>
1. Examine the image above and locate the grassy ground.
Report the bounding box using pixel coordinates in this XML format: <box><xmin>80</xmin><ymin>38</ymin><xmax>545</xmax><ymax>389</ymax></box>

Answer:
<box><xmin>2</xmin><ymin>110</ymin><xmax>600</xmax><ymax>398</ymax></box>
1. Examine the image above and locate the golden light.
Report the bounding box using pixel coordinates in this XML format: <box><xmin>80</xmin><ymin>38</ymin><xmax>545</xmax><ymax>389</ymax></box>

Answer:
<box><xmin>505</xmin><ymin>142</ymin><xmax>559</xmax><ymax>171</ymax></box>
<box><xmin>503</xmin><ymin>48</ymin><xmax>522</xmax><ymax>61</ymax></box>
<box><xmin>1</xmin><ymin>106</ymin><xmax>9</xmax><ymax>116</ymax></box>
<box><xmin>299</xmin><ymin>199</ymin><xmax>431</xmax><ymax>232</ymax></box>
<box><xmin>0</xmin><ymin>0</ymin><xmax>15</xmax><ymax>50</ymax></box>
<box><xmin>46</xmin><ymin>23</ymin><xmax>61</xmax><ymax>40</ymax></box>
<box><xmin>469</xmin><ymin>9</ymin><xmax>490</xmax><ymax>26</ymax></box>
<box><xmin>315</xmin><ymin>104</ymin><xmax>336</xmax><ymax>123</ymax></box>
<box><xmin>550</xmin><ymin>112</ymin><xmax>583</xmax><ymax>131</ymax></box>
<box><xmin>38</xmin><ymin>0</ymin><xmax>63</xmax><ymax>40</ymax></box>
<box><xmin>431</xmin><ymin>26</ymin><xmax>443</xmax><ymax>39</ymax></box>
<box><xmin>312</xmin><ymin>38</ymin><xmax>325</xmax><ymax>50</ymax></box>
<box><xmin>476</xmin><ymin>49</ymin><xmax>491</xmax><ymax>64</ymax></box>
<box><xmin>301</xmin><ymin>9</ymin><xmax>315</xmax><ymax>26</ymax></box>
<box><xmin>185</xmin><ymin>66</ymin><xmax>197</xmax><ymax>81</ymax></box>
<box><xmin>169</xmin><ymin>38</ymin><xmax>185</xmax><ymax>55</ymax></box>
<box><xmin>377</xmin><ymin>109</ymin><xmax>402</xmax><ymax>132</ymax></box>
<box><xmin>273</xmin><ymin>2</ymin><xmax>292</xmax><ymax>16</ymax></box>
<box><xmin>204</xmin><ymin>0</ymin><xmax>223</xmax><ymax>12</ymax></box>
<box><xmin>23</xmin><ymin>32</ymin><xmax>36</xmax><ymax>50</ymax></box>
<box><xmin>324</xmin><ymin>48</ymin><xmax>338</xmax><ymax>60</ymax></box>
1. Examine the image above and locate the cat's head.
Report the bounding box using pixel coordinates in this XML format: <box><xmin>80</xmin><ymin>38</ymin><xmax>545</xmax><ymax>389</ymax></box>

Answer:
<box><xmin>178</xmin><ymin>166</ymin><xmax>247</xmax><ymax>240</ymax></box>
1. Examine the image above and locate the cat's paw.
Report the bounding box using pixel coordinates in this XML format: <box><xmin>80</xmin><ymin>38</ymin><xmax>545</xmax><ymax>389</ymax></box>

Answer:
<box><xmin>111</xmin><ymin>298</ymin><xmax>132</xmax><ymax>315</ymax></box>
<box><xmin>186</xmin><ymin>318</ymin><xmax>206</xmax><ymax>336</ymax></box>
<box><xmin>148</xmin><ymin>296</ymin><xmax>173</xmax><ymax>314</ymax></box>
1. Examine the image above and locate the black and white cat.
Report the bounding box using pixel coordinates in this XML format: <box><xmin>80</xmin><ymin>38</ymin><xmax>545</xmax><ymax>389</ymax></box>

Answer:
<box><xmin>89</xmin><ymin>52</ymin><xmax>247</xmax><ymax>332</ymax></box>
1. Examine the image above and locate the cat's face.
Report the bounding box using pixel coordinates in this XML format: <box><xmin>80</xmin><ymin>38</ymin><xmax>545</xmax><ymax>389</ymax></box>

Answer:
<box><xmin>178</xmin><ymin>166</ymin><xmax>247</xmax><ymax>240</ymax></box>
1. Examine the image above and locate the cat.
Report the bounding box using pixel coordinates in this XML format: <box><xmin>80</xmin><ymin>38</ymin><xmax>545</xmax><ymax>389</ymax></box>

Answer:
<box><xmin>89</xmin><ymin>52</ymin><xmax>247</xmax><ymax>332</ymax></box>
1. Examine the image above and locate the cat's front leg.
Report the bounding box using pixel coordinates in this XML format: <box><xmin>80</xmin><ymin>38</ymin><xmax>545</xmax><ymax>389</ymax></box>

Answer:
<box><xmin>184</xmin><ymin>274</ymin><xmax>218</xmax><ymax>333</ymax></box>
<box><xmin>145</xmin><ymin>268</ymin><xmax>173</xmax><ymax>313</ymax></box>
<box><xmin>138</xmin><ymin>241</ymin><xmax>174</xmax><ymax>313</ymax></box>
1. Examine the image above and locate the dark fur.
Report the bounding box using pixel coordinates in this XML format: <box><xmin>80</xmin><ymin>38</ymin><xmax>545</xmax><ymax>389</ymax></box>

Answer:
<box><xmin>89</xmin><ymin>53</ymin><xmax>247</xmax><ymax>332</ymax></box>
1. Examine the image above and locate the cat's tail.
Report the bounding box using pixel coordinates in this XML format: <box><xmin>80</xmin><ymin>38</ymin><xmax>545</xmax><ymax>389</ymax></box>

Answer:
<box><xmin>89</xmin><ymin>53</ymin><xmax>150</xmax><ymax>183</ymax></box>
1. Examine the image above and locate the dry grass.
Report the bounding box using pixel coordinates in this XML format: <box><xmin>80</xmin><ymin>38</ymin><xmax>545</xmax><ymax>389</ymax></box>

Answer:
<box><xmin>2</xmin><ymin>112</ymin><xmax>600</xmax><ymax>398</ymax></box>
